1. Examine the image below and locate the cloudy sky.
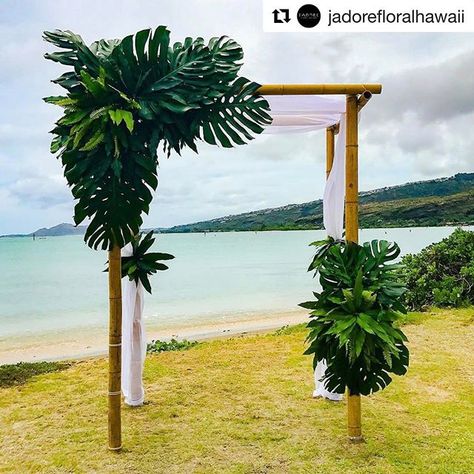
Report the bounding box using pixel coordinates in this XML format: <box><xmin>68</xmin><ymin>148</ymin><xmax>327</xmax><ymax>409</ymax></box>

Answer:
<box><xmin>0</xmin><ymin>1</ymin><xmax>473</xmax><ymax>234</ymax></box>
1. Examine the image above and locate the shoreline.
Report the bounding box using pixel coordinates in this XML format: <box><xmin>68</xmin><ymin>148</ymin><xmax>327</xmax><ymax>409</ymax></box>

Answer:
<box><xmin>2</xmin><ymin>223</ymin><xmax>473</xmax><ymax>239</ymax></box>
<box><xmin>0</xmin><ymin>309</ymin><xmax>307</xmax><ymax>365</ymax></box>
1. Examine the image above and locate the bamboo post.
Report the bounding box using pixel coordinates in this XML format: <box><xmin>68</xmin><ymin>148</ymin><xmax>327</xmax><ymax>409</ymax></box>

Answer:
<box><xmin>326</xmin><ymin>127</ymin><xmax>335</xmax><ymax>179</ymax></box>
<box><xmin>345</xmin><ymin>94</ymin><xmax>363</xmax><ymax>443</ymax></box>
<box><xmin>108</xmin><ymin>244</ymin><xmax>122</xmax><ymax>451</ymax></box>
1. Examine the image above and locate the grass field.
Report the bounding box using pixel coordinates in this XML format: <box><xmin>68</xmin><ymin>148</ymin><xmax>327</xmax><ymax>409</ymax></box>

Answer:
<box><xmin>0</xmin><ymin>308</ymin><xmax>473</xmax><ymax>473</ymax></box>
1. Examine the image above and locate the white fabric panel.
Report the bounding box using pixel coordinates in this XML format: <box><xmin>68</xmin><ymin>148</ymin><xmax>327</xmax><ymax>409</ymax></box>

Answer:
<box><xmin>120</xmin><ymin>94</ymin><xmax>348</xmax><ymax>405</ymax></box>
<box><xmin>323</xmin><ymin>115</ymin><xmax>346</xmax><ymax>240</ymax></box>
<box><xmin>312</xmin><ymin>359</ymin><xmax>343</xmax><ymax>401</ymax></box>
<box><xmin>121</xmin><ymin>244</ymin><xmax>147</xmax><ymax>407</ymax></box>
<box><xmin>263</xmin><ymin>94</ymin><xmax>346</xmax><ymax>402</ymax></box>
<box><xmin>263</xmin><ymin>95</ymin><xmax>345</xmax><ymax>134</ymax></box>
<box><xmin>317</xmin><ymin>115</ymin><xmax>345</xmax><ymax>402</ymax></box>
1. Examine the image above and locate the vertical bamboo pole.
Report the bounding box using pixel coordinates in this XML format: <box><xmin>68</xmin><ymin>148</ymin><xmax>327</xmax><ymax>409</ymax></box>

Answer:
<box><xmin>108</xmin><ymin>244</ymin><xmax>122</xmax><ymax>451</ymax></box>
<box><xmin>345</xmin><ymin>94</ymin><xmax>363</xmax><ymax>442</ymax></box>
<box><xmin>326</xmin><ymin>127</ymin><xmax>335</xmax><ymax>179</ymax></box>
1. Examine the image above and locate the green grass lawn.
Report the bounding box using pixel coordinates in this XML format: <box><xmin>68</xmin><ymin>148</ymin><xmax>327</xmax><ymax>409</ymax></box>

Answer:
<box><xmin>0</xmin><ymin>308</ymin><xmax>473</xmax><ymax>473</ymax></box>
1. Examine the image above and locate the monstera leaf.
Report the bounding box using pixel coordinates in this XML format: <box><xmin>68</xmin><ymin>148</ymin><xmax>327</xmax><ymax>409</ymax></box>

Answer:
<box><xmin>301</xmin><ymin>239</ymin><xmax>409</xmax><ymax>396</ymax></box>
<box><xmin>44</xmin><ymin>27</ymin><xmax>272</xmax><ymax>250</ymax></box>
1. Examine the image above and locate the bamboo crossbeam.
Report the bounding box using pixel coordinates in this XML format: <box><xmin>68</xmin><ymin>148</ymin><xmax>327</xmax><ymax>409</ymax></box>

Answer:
<box><xmin>345</xmin><ymin>94</ymin><xmax>363</xmax><ymax>443</ymax></box>
<box><xmin>258</xmin><ymin>83</ymin><xmax>382</xmax><ymax>95</ymax></box>
<box><xmin>108</xmin><ymin>245</ymin><xmax>122</xmax><ymax>451</ymax></box>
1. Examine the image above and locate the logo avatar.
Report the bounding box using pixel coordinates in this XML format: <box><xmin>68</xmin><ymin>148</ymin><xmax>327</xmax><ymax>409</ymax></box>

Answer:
<box><xmin>297</xmin><ymin>4</ymin><xmax>321</xmax><ymax>28</ymax></box>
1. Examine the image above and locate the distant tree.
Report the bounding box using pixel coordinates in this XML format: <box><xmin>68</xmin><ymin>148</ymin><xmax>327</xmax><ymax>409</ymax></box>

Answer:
<box><xmin>401</xmin><ymin>228</ymin><xmax>474</xmax><ymax>309</ymax></box>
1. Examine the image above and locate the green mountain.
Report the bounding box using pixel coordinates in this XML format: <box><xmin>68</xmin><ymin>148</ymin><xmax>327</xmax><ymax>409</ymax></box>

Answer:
<box><xmin>2</xmin><ymin>173</ymin><xmax>472</xmax><ymax>238</ymax></box>
<box><xmin>162</xmin><ymin>173</ymin><xmax>474</xmax><ymax>233</ymax></box>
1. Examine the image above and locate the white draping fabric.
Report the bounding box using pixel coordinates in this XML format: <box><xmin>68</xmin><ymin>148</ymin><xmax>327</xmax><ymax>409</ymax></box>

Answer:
<box><xmin>121</xmin><ymin>244</ymin><xmax>147</xmax><ymax>407</ymax></box>
<box><xmin>263</xmin><ymin>94</ymin><xmax>345</xmax><ymax>401</ymax></box>
<box><xmin>263</xmin><ymin>95</ymin><xmax>345</xmax><ymax>134</ymax></box>
<box><xmin>121</xmin><ymin>95</ymin><xmax>347</xmax><ymax>405</ymax></box>
<box><xmin>323</xmin><ymin>115</ymin><xmax>346</xmax><ymax>240</ymax></box>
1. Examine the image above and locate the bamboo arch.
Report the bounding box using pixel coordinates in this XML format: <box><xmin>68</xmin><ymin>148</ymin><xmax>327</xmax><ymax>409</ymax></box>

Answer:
<box><xmin>258</xmin><ymin>83</ymin><xmax>382</xmax><ymax>442</ymax></box>
<box><xmin>107</xmin><ymin>83</ymin><xmax>382</xmax><ymax>449</ymax></box>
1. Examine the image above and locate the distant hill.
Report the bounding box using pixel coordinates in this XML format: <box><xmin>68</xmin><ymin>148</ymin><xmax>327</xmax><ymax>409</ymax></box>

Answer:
<box><xmin>0</xmin><ymin>223</ymin><xmax>86</xmax><ymax>238</ymax></box>
<box><xmin>30</xmin><ymin>223</ymin><xmax>87</xmax><ymax>237</ymax></box>
<box><xmin>2</xmin><ymin>173</ymin><xmax>473</xmax><ymax>238</ymax></box>
<box><xmin>162</xmin><ymin>173</ymin><xmax>474</xmax><ymax>233</ymax></box>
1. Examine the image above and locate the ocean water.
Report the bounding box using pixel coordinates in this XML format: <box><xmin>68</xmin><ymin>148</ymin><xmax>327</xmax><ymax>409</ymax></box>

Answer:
<box><xmin>0</xmin><ymin>227</ymin><xmax>471</xmax><ymax>339</ymax></box>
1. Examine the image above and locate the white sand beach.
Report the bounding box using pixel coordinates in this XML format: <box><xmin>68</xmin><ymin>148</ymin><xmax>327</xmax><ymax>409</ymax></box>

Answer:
<box><xmin>0</xmin><ymin>309</ymin><xmax>307</xmax><ymax>365</ymax></box>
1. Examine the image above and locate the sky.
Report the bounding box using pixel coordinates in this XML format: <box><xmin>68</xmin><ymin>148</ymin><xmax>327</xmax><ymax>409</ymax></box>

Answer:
<box><xmin>0</xmin><ymin>1</ymin><xmax>473</xmax><ymax>234</ymax></box>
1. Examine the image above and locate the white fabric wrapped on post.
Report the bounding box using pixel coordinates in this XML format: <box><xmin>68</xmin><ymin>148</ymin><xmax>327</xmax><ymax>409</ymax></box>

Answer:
<box><xmin>121</xmin><ymin>244</ymin><xmax>147</xmax><ymax>407</ymax></box>
<box><xmin>323</xmin><ymin>116</ymin><xmax>346</xmax><ymax>240</ymax></box>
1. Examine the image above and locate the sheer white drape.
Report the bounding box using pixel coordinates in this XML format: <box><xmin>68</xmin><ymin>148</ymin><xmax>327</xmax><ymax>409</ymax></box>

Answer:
<box><xmin>121</xmin><ymin>244</ymin><xmax>147</xmax><ymax>407</ymax></box>
<box><xmin>264</xmin><ymin>95</ymin><xmax>345</xmax><ymax>401</ymax></box>
<box><xmin>121</xmin><ymin>95</ymin><xmax>347</xmax><ymax>405</ymax></box>
<box><xmin>263</xmin><ymin>95</ymin><xmax>344</xmax><ymax>134</ymax></box>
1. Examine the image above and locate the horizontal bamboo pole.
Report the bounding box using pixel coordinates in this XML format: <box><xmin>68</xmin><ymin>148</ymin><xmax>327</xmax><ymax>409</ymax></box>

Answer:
<box><xmin>258</xmin><ymin>83</ymin><xmax>382</xmax><ymax>95</ymax></box>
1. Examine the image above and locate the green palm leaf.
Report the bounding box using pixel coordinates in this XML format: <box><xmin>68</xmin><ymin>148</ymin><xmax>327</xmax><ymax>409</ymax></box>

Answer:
<box><xmin>44</xmin><ymin>26</ymin><xmax>271</xmax><ymax>251</ymax></box>
<box><xmin>302</xmin><ymin>239</ymin><xmax>409</xmax><ymax>396</ymax></box>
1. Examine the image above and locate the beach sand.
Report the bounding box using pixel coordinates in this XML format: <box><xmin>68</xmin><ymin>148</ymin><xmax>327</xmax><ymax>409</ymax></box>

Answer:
<box><xmin>0</xmin><ymin>309</ymin><xmax>307</xmax><ymax>365</ymax></box>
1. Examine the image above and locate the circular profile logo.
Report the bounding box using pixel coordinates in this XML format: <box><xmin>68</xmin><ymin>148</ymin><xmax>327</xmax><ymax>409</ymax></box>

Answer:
<box><xmin>297</xmin><ymin>4</ymin><xmax>321</xmax><ymax>28</ymax></box>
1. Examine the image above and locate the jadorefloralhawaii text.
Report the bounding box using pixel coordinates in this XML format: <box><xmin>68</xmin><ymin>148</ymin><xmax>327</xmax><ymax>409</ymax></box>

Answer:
<box><xmin>328</xmin><ymin>9</ymin><xmax>465</xmax><ymax>27</ymax></box>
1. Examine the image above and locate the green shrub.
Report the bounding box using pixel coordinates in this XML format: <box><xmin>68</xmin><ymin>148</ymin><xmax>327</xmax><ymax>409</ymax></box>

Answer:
<box><xmin>301</xmin><ymin>239</ymin><xmax>409</xmax><ymax>396</ymax></box>
<box><xmin>401</xmin><ymin>228</ymin><xmax>474</xmax><ymax>310</ymax></box>
<box><xmin>0</xmin><ymin>361</ymin><xmax>70</xmax><ymax>388</ymax></box>
<box><xmin>147</xmin><ymin>338</ymin><xmax>198</xmax><ymax>354</ymax></box>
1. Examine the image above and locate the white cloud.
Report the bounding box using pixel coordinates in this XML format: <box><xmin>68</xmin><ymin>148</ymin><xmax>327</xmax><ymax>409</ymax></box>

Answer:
<box><xmin>0</xmin><ymin>1</ymin><xmax>473</xmax><ymax>233</ymax></box>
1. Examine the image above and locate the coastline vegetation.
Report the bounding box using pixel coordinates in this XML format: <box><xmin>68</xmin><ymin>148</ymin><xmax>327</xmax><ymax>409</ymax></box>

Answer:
<box><xmin>147</xmin><ymin>338</ymin><xmax>199</xmax><ymax>353</ymax></box>
<box><xmin>0</xmin><ymin>361</ymin><xmax>70</xmax><ymax>388</ymax></box>
<box><xmin>401</xmin><ymin>228</ymin><xmax>474</xmax><ymax>310</ymax></box>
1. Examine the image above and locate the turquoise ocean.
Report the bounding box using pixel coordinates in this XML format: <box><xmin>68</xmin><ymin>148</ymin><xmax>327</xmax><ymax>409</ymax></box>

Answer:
<box><xmin>0</xmin><ymin>227</ymin><xmax>471</xmax><ymax>340</ymax></box>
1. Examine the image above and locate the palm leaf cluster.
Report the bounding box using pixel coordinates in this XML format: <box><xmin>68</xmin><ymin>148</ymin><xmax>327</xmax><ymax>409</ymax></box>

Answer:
<box><xmin>43</xmin><ymin>27</ymin><xmax>272</xmax><ymax>250</ymax></box>
<box><xmin>106</xmin><ymin>231</ymin><xmax>174</xmax><ymax>294</ymax></box>
<box><xmin>301</xmin><ymin>239</ymin><xmax>409</xmax><ymax>396</ymax></box>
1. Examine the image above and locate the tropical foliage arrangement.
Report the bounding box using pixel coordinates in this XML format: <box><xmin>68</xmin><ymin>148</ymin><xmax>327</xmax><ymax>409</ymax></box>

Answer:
<box><xmin>104</xmin><ymin>231</ymin><xmax>174</xmax><ymax>293</ymax></box>
<box><xmin>43</xmin><ymin>27</ymin><xmax>271</xmax><ymax>251</ymax></box>
<box><xmin>401</xmin><ymin>228</ymin><xmax>474</xmax><ymax>310</ymax></box>
<box><xmin>301</xmin><ymin>239</ymin><xmax>409</xmax><ymax>396</ymax></box>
